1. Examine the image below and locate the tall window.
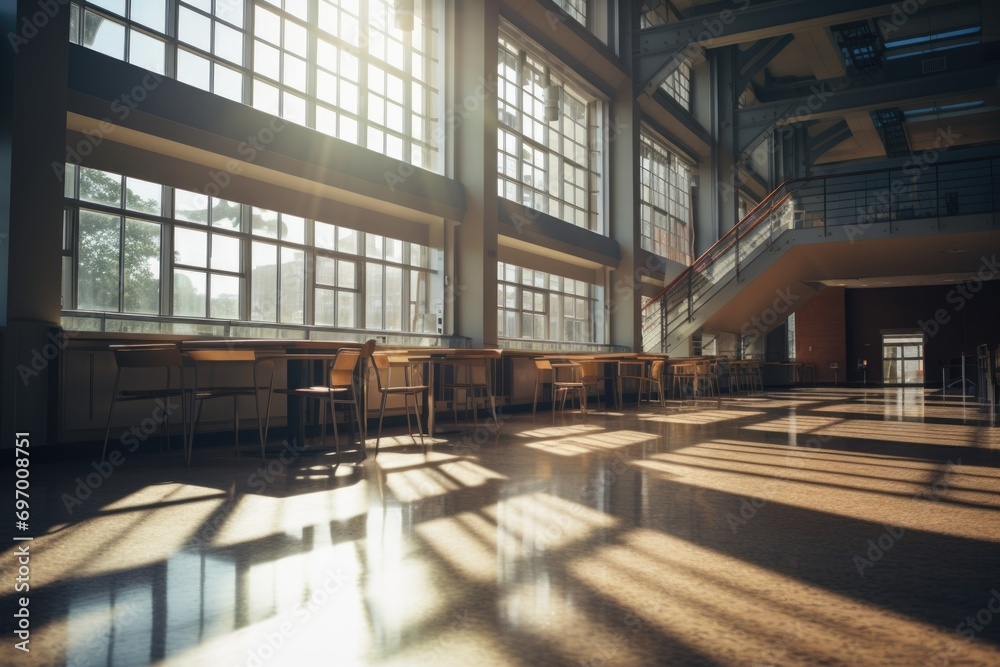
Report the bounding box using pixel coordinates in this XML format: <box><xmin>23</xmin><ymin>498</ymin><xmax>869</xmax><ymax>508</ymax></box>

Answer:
<box><xmin>497</xmin><ymin>30</ymin><xmax>602</xmax><ymax>231</ymax></box>
<box><xmin>70</xmin><ymin>0</ymin><xmax>442</xmax><ymax>171</ymax></box>
<box><xmin>497</xmin><ymin>263</ymin><xmax>599</xmax><ymax>344</ymax></box>
<box><xmin>552</xmin><ymin>0</ymin><xmax>587</xmax><ymax>28</ymax></box>
<box><xmin>639</xmin><ymin>129</ymin><xmax>693</xmax><ymax>264</ymax></box>
<box><xmin>639</xmin><ymin>11</ymin><xmax>692</xmax><ymax>111</ymax></box>
<box><xmin>63</xmin><ymin>166</ymin><xmax>438</xmax><ymax>335</ymax></box>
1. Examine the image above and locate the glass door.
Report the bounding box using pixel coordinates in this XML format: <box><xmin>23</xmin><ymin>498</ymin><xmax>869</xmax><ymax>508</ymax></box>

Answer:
<box><xmin>882</xmin><ymin>333</ymin><xmax>924</xmax><ymax>385</ymax></box>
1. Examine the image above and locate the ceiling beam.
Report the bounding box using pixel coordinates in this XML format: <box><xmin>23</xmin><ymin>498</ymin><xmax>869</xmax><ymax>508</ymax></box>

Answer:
<box><xmin>809</xmin><ymin>120</ymin><xmax>853</xmax><ymax>163</ymax></box>
<box><xmin>635</xmin><ymin>0</ymin><xmax>897</xmax><ymax>90</ymax></box>
<box><xmin>735</xmin><ymin>53</ymin><xmax>1000</xmax><ymax>153</ymax></box>
<box><xmin>737</xmin><ymin>34</ymin><xmax>793</xmax><ymax>92</ymax></box>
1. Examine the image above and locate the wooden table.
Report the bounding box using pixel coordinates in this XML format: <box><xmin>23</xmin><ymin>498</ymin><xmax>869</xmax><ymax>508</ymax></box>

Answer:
<box><xmin>181</xmin><ymin>339</ymin><xmax>365</xmax><ymax>454</ymax></box>
<box><xmin>390</xmin><ymin>349</ymin><xmax>502</xmax><ymax>437</ymax></box>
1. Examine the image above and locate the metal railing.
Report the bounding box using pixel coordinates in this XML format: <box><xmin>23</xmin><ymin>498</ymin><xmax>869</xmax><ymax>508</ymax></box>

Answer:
<box><xmin>642</xmin><ymin>156</ymin><xmax>1000</xmax><ymax>353</ymax></box>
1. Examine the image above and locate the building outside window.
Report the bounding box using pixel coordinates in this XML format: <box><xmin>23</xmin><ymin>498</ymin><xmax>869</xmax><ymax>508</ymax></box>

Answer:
<box><xmin>639</xmin><ymin>128</ymin><xmax>693</xmax><ymax>264</ymax></box>
<box><xmin>70</xmin><ymin>0</ymin><xmax>442</xmax><ymax>172</ymax></box>
<box><xmin>497</xmin><ymin>28</ymin><xmax>603</xmax><ymax>231</ymax></box>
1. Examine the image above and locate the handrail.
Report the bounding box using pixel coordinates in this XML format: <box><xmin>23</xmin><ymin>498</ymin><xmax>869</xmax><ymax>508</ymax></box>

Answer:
<box><xmin>642</xmin><ymin>177</ymin><xmax>804</xmax><ymax>311</ymax></box>
<box><xmin>642</xmin><ymin>153</ymin><xmax>1000</xmax><ymax>314</ymax></box>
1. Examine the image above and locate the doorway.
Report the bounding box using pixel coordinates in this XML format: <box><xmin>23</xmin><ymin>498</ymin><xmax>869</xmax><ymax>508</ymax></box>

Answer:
<box><xmin>882</xmin><ymin>332</ymin><xmax>924</xmax><ymax>385</ymax></box>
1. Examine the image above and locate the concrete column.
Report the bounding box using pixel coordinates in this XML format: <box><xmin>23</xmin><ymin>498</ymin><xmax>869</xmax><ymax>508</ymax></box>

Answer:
<box><xmin>714</xmin><ymin>46</ymin><xmax>739</xmax><ymax>236</ymax></box>
<box><xmin>452</xmin><ymin>0</ymin><xmax>499</xmax><ymax>347</ymax></box>
<box><xmin>608</xmin><ymin>83</ymin><xmax>641</xmax><ymax>351</ymax></box>
<box><xmin>1</xmin><ymin>1</ymin><xmax>70</xmax><ymax>444</ymax></box>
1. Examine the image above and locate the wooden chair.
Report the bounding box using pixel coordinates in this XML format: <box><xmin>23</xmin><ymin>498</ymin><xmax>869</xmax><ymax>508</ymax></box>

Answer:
<box><xmin>533</xmin><ymin>359</ymin><xmax>588</xmax><ymax>417</ymax></box>
<box><xmin>273</xmin><ymin>342</ymin><xmax>370</xmax><ymax>460</ymax></box>
<box><xmin>620</xmin><ymin>358</ymin><xmax>666</xmax><ymax>407</ymax></box>
<box><xmin>371</xmin><ymin>352</ymin><xmax>429</xmax><ymax>452</ymax></box>
<box><xmin>102</xmin><ymin>344</ymin><xmax>187</xmax><ymax>462</ymax></box>
<box><xmin>578</xmin><ymin>360</ymin><xmax>605</xmax><ymax>411</ymax></box>
<box><xmin>185</xmin><ymin>349</ymin><xmax>274</xmax><ymax>465</ymax></box>
<box><xmin>443</xmin><ymin>354</ymin><xmax>499</xmax><ymax>429</ymax></box>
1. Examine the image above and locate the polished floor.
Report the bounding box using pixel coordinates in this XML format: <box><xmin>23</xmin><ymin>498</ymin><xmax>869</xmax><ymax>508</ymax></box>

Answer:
<box><xmin>4</xmin><ymin>388</ymin><xmax>1000</xmax><ymax>666</ymax></box>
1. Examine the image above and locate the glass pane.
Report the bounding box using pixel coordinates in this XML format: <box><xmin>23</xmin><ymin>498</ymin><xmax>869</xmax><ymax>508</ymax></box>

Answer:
<box><xmin>315</xmin><ymin>288</ymin><xmax>335</xmax><ymax>326</ymax></box>
<box><xmin>80</xmin><ymin>168</ymin><xmax>121</xmax><ymax>207</ymax></box>
<box><xmin>174</xmin><ymin>228</ymin><xmax>207</xmax><ymax>267</ymax></box>
<box><xmin>90</xmin><ymin>0</ymin><xmax>126</xmax><ymax>16</ymax></box>
<box><xmin>210</xmin><ymin>234</ymin><xmax>240</xmax><ymax>272</ymax></box>
<box><xmin>280</xmin><ymin>247</ymin><xmax>304</xmax><ymax>323</ymax></box>
<box><xmin>211</xmin><ymin>199</ymin><xmax>241</xmax><ymax>230</ymax></box>
<box><xmin>129</xmin><ymin>30</ymin><xmax>165</xmax><ymax>74</ymax></box>
<box><xmin>214</xmin><ymin>62</ymin><xmax>244</xmax><ymax>102</ymax></box>
<box><xmin>253</xmin><ymin>78</ymin><xmax>280</xmax><ymax>115</ymax></box>
<box><xmin>125</xmin><ymin>178</ymin><xmax>162</xmax><ymax>214</ymax></box>
<box><xmin>315</xmin><ymin>222</ymin><xmax>336</xmax><ymax>250</ymax></box>
<box><xmin>316</xmin><ymin>256</ymin><xmax>336</xmax><ymax>286</ymax></box>
<box><xmin>338</xmin><ymin>260</ymin><xmax>355</xmax><ymax>288</ymax></box>
<box><xmin>215</xmin><ymin>22</ymin><xmax>243</xmax><ymax>65</ymax></box>
<box><xmin>131</xmin><ymin>0</ymin><xmax>166</xmax><ymax>32</ymax></box>
<box><xmin>83</xmin><ymin>10</ymin><xmax>125</xmax><ymax>59</ymax></box>
<box><xmin>251</xmin><ymin>242</ymin><xmax>277</xmax><ymax>321</ymax></box>
<box><xmin>283</xmin><ymin>21</ymin><xmax>309</xmax><ymax>58</ymax></box>
<box><xmin>178</xmin><ymin>6</ymin><xmax>211</xmax><ymax>51</ymax></box>
<box><xmin>366</xmin><ymin>235</ymin><xmax>383</xmax><ymax>259</ymax></box>
<box><xmin>173</xmin><ymin>269</ymin><xmax>206</xmax><ymax>316</ymax></box>
<box><xmin>78</xmin><ymin>211</ymin><xmax>121</xmax><ymax>311</ymax></box>
<box><xmin>365</xmin><ymin>264</ymin><xmax>383</xmax><ymax>329</ymax></box>
<box><xmin>216</xmin><ymin>0</ymin><xmax>244</xmax><ymax>27</ymax></box>
<box><xmin>338</xmin><ymin>291</ymin><xmax>356</xmax><ymax>327</ymax></box>
<box><xmin>385</xmin><ymin>238</ymin><xmax>402</xmax><ymax>263</ymax></box>
<box><xmin>338</xmin><ymin>227</ymin><xmax>358</xmax><ymax>254</ymax></box>
<box><xmin>211</xmin><ymin>274</ymin><xmax>240</xmax><ymax>319</ymax></box>
<box><xmin>384</xmin><ymin>266</ymin><xmax>403</xmax><ymax>330</ymax></box>
<box><xmin>175</xmin><ymin>190</ymin><xmax>209</xmax><ymax>223</ymax></box>
<box><xmin>123</xmin><ymin>219</ymin><xmax>160</xmax><ymax>314</ymax></box>
<box><xmin>254</xmin><ymin>6</ymin><xmax>281</xmax><ymax>45</ymax></box>
<box><xmin>281</xmin><ymin>215</ymin><xmax>305</xmax><ymax>244</ymax></box>
<box><xmin>252</xmin><ymin>208</ymin><xmax>279</xmax><ymax>237</ymax></box>
<box><xmin>62</xmin><ymin>256</ymin><xmax>73</xmax><ymax>309</ymax></box>
<box><xmin>177</xmin><ymin>49</ymin><xmax>211</xmax><ymax>91</ymax></box>
<box><xmin>254</xmin><ymin>40</ymin><xmax>280</xmax><ymax>80</ymax></box>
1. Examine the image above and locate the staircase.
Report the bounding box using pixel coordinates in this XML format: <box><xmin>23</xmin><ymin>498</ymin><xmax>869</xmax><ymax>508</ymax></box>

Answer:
<box><xmin>642</xmin><ymin>156</ymin><xmax>1000</xmax><ymax>354</ymax></box>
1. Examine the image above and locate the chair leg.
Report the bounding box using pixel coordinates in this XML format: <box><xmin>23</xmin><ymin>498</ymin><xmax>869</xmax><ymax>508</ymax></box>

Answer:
<box><xmin>330</xmin><ymin>398</ymin><xmax>340</xmax><ymax>456</ymax></box>
<box><xmin>411</xmin><ymin>392</ymin><xmax>425</xmax><ymax>445</ymax></box>
<box><xmin>101</xmin><ymin>372</ymin><xmax>122</xmax><ymax>463</ymax></box>
<box><xmin>376</xmin><ymin>393</ymin><xmax>388</xmax><ymax>453</ymax></box>
<box><xmin>352</xmin><ymin>396</ymin><xmax>364</xmax><ymax>460</ymax></box>
<box><xmin>233</xmin><ymin>397</ymin><xmax>241</xmax><ymax>455</ymax></box>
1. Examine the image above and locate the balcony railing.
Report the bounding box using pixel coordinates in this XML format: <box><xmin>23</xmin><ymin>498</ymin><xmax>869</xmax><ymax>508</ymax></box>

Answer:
<box><xmin>642</xmin><ymin>156</ymin><xmax>1000</xmax><ymax>353</ymax></box>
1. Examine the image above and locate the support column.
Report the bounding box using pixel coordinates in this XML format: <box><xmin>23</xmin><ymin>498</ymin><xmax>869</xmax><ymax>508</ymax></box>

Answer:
<box><xmin>1</xmin><ymin>2</ymin><xmax>70</xmax><ymax>445</ymax></box>
<box><xmin>608</xmin><ymin>84</ymin><xmax>642</xmax><ymax>351</ymax></box>
<box><xmin>452</xmin><ymin>0</ymin><xmax>499</xmax><ymax>347</ymax></box>
<box><xmin>715</xmin><ymin>46</ymin><xmax>740</xmax><ymax>236</ymax></box>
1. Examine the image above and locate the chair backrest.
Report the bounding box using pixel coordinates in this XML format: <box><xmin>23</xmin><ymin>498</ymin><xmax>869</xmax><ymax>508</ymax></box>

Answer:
<box><xmin>534</xmin><ymin>359</ymin><xmax>553</xmax><ymax>372</ymax></box>
<box><xmin>328</xmin><ymin>349</ymin><xmax>361</xmax><ymax>387</ymax></box>
<box><xmin>650</xmin><ymin>359</ymin><xmax>664</xmax><ymax>377</ymax></box>
<box><xmin>113</xmin><ymin>345</ymin><xmax>183</xmax><ymax>369</ymax></box>
<box><xmin>186</xmin><ymin>349</ymin><xmax>257</xmax><ymax>362</ymax></box>
<box><xmin>579</xmin><ymin>360</ymin><xmax>599</xmax><ymax>381</ymax></box>
<box><xmin>371</xmin><ymin>352</ymin><xmax>392</xmax><ymax>391</ymax></box>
